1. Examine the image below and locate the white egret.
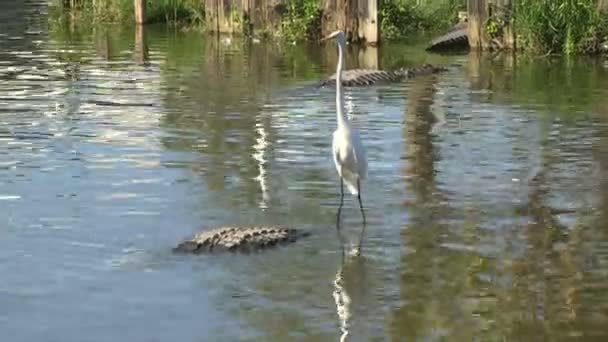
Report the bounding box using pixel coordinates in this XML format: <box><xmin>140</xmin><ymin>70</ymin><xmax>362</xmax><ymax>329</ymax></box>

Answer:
<box><xmin>321</xmin><ymin>30</ymin><xmax>368</xmax><ymax>242</ymax></box>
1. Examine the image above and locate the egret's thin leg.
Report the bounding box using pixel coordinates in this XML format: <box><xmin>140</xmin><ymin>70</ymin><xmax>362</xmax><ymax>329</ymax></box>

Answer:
<box><xmin>356</xmin><ymin>178</ymin><xmax>367</xmax><ymax>254</ymax></box>
<box><xmin>357</xmin><ymin>178</ymin><xmax>366</xmax><ymax>224</ymax></box>
<box><xmin>336</xmin><ymin>177</ymin><xmax>345</xmax><ymax>252</ymax></box>
<box><xmin>338</xmin><ymin>231</ymin><xmax>345</xmax><ymax>259</ymax></box>
<box><xmin>337</xmin><ymin>176</ymin><xmax>345</xmax><ymax>227</ymax></box>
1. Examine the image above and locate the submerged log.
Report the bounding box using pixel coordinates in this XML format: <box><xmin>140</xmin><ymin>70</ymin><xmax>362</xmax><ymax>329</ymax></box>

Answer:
<box><xmin>174</xmin><ymin>226</ymin><xmax>309</xmax><ymax>254</ymax></box>
<box><xmin>319</xmin><ymin>64</ymin><xmax>448</xmax><ymax>87</ymax></box>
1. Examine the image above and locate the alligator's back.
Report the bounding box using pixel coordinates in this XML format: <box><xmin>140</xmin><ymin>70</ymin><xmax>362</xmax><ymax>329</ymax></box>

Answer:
<box><xmin>174</xmin><ymin>226</ymin><xmax>309</xmax><ymax>254</ymax></box>
<box><xmin>426</xmin><ymin>22</ymin><xmax>469</xmax><ymax>52</ymax></box>
<box><xmin>320</xmin><ymin>64</ymin><xmax>447</xmax><ymax>87</ymax></box>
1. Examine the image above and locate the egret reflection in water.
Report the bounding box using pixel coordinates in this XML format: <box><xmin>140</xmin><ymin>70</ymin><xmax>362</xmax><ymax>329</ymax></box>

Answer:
<box><xmin>333</xmin><ymin>234</ymin><xmax>373</xmax><ymax>342</ymax></box>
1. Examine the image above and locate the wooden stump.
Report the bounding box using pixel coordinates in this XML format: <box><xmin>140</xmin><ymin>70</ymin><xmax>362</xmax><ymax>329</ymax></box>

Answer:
<box><xmin>467</xmin><ymin>0</ymin><xmax>515</xmax><ymax>50</ymax></box>
<box><xmin>322</xmin><ymin>0</ymin><xmax>378</xmax><ymax>44</ymax></box>
<box><xmin>358</xmin><ymin>0</ymin><xmax>378</xmax><ymax>44</ymax></box>
<box><xmin>134</xmin><ymin>0</ymin><xmax>146</xmax><ymax>25</ymax></box>
<box><xmin>467</xmin><ymin>0</ymin><xmax>489</xmax><ymax>49</ymax></box>
<box><xmin>493</xmin><ymin>0</ymin><xmax>514</xmax><ymax>50</ymax></box>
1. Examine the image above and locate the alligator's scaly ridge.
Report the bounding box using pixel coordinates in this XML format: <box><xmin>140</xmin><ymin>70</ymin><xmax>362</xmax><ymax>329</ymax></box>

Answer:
<box><xmin>319</xmin><ymin>64</ymin><xmax>448</xmax><ymax>87</ymax></box>
<box><xmin>173</xmin><ymin>226</ymin><xmax>309</xmax><ymax>254</ymax></box>
<box><xmin>426</xmin><ymin>22</ymin><xmax>469</xmax><ymax>52</ymax></box>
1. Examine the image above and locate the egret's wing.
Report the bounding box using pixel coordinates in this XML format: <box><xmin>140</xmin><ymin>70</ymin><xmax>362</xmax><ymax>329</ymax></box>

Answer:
<box><xmin>332</xmin><ymin>131</ymin><xmax>343</xmax><ymax>173</ymax></box>
<box><xmin>332</xmin><ymin>131</ymin><xmax>340</xmax><ymax>160</ymax></box>
<box><xmin>349</xmin><ymin>130</ymin><xmax>368</xmax><ymax>178</ymax></box>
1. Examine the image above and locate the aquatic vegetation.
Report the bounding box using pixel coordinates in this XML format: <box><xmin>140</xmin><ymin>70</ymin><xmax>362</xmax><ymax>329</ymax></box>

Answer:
<box><xmin>515</xmin><ymin>0</ymin><xmax>608</xmax><ymax>55</ymax></box>
<box><xmin>279</xmin><ymin>0</ymin><xmax>322</xmax><ymax>42</ymax></box>
<box><xmin>49</xmin><ymin>0</ymin><xmax>205</xmax><ymax>26</ymax></box>
<box><xmin>380</xmin><ymin>0</ymin><xmax>462</xmax><ymax>40</ymax></box>
<box><xmin>48</xmin><ymin>0</ymin><xmax>608</xmax><ymax>53</ymax></box>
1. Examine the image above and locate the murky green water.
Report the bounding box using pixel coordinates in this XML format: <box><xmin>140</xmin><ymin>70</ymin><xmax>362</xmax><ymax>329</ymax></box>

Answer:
<box><xmin>2</xmin><ymin>2</ymin><xmax>608</xmax><ymax>341</ymax></box>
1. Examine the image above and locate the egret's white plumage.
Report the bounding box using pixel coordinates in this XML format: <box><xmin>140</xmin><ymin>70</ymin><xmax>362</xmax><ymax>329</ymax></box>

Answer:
<box><xmin>323</xmin><ymin>30</ymin><xmax>368</xmax><ymax>227</ymax></box>
<box><xmin>333</xmin><ymin>128</ymin><xmax>367</xmax><ymax>195</ymax></box>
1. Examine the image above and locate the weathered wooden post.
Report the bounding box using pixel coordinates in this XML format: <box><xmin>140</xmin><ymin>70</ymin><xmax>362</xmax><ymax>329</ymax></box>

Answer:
<box><xmin>322</xmin><ymin>0</ymin><xmax>378</xmax><ymax>44</ymax></box>
<box><xmin>206</xmin><ymin>0</ymin><xmax>219</xmax><ymax>33</ymax></box>
<box><xmin>358</xmin><ymin>0</ymin><xmax>378</xmax><ymax>44</ymax></box>
<box><xmin>134</xmin><ymin>0</ymin><xmax>146</xmax><ymax>25</ymax></box>
<box><xmin>467</xmin><ymin>0</ymin><xmax>514</xmax><ymax>50</ymax></box>
<box><xmin>203</xmin><ymin>0</ymin><xmax>245</xmax><ymax>33</ymax></box>
<box><xmin>494</xmin><ymin>0</ymin><xmax>514</xmax><ymax>49</ymax></box>
<box><xmin>467</xmin><ymin>0</ymin><xmax>489</xmax><ymax>49</ymax></box>
<box><xmin>322</xmin><ymin>0</ymin><xmax>351</xmax><ymax>40</ymax></box>
<box><xmin>242</xmin><ymin>0</ymin><xmax>253</xmax><ymax>35</ymax></box>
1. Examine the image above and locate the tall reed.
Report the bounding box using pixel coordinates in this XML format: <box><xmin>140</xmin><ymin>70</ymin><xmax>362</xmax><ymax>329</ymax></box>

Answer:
<box><xmin>380</xmin><ymin>0</ymin><xmax>462</xmax><ymax>40</ymax></box>
<box><xmin>515</xmin><ymin>0</ymin><xmax>607</xmax><ymax>55</ymax></box>
<box><xmin>50</xmin><ymin>0</ymin><xmax>205</xmax><ymax>26</ymax></box>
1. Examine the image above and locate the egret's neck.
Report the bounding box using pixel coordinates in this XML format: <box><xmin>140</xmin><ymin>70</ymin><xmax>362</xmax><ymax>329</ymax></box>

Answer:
<box><xmin>335</xmin><ymin>40</ymin><xmax>349</xmax><ymax>128</ymax></box>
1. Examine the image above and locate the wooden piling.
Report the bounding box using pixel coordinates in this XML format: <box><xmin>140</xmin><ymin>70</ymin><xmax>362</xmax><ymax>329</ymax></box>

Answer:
<box><xmin>197</xmin><ymin>0</ymin><xmax>379</xmax><ymax>42</ymax></box>
<box><xmin>205</xmin><ymin>0</ymin><xmax>258</xmax><ymax>34</ymax></box>
<box><xmin>134</xmin><ymin>0</ymin><xmax>146</xmax><ymax>25</ymax></box>
<box><xmin>467</xmin><ymin>0</ymin><xmax>489</xmax><ymax>50</ymax></box>
<box><xmin>358</xmin><ymin>0</ymin><xmax>378</xmax><ymax>44</ymax></box>
<box><xmin>205</xmin><ymin>0</ymin><xmax>219</xmax><ymax>33</ymax></box>
<box><xmin>322</xmin><ymin>0</ymin><xmax>352</xmax><ymax>41</ymax></box>
<box><xmin>467</xmin><ymin>0</ymin><xmax>515</xmax><ymax>50</ymax></box>
<box><xmin>493</xmin><ymin>0</ymin><xmax>514</xmax><ymax>50</ymax></box>
<box><xmin>322</xmin><ymin>0</ymin><xmax>379</xmax><ymax>44</ymax></box>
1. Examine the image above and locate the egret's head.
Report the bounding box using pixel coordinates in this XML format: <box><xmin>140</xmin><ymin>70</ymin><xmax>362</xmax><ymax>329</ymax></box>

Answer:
<box><xmin>321</xmin><ymin>30</ymin><xmax>346</xmax><ymax>45</ymax></box>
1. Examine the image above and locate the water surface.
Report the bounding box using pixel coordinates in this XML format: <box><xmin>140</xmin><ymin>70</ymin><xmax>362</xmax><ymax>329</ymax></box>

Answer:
<box><xmin>2</xmin><ymin>2</ymin><xmax>608</xmax><ymax>341</ymax></box>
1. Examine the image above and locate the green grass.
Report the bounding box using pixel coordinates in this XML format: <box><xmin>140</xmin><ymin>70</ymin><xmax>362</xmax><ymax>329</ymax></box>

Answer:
<box><xmin>380</xmin><ymin>0</ymin><xmax>462</xmax><ymax>40</ymax></box>
<box><xmin>279</xmin><ymin>0</ymin><xmax>322</xmax><ymax>42</ymax></box>
<box><xmin>515</xmin><ymin>0</ymin><xmax>608</xmax><ymax>55</ymax></box>
<box><xmin>49</xmin><ymin>0</ymin><xmax>205</xmax><ymax>27</ymax></box>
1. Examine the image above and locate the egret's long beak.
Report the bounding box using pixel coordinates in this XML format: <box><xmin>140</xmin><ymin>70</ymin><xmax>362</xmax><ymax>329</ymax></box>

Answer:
<box><xmin>320</xmin><ymin>35</ymin><xmax>332</xmax><ymax>42</ymax></box>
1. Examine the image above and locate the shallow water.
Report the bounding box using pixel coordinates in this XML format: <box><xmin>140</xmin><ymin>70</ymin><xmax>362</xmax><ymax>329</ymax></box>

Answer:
<box><xmin>2</xmin><ymin>2</ymin><xmax>608</xmax><ymax>341</ymax></box>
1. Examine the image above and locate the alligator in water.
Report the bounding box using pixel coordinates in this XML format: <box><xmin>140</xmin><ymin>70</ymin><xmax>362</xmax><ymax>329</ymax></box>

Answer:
<box><xmin>319</xmin><ymin>63</ymin><xmax>448</xmax><ymax>87</ymax></box>
<box><xmin>426</xmin><ymin>21</ymin><xmax>469</xmax><ymax>52</ymax></box>
<box><xmin>173</xmin><ymin>226</ymin><xmax>309</xmax><ymax>254</ymax></box>
<box><xmin>426</xmin><ymin>11</ymin><xmax>469</xmax><ymax>52</ymax></box>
